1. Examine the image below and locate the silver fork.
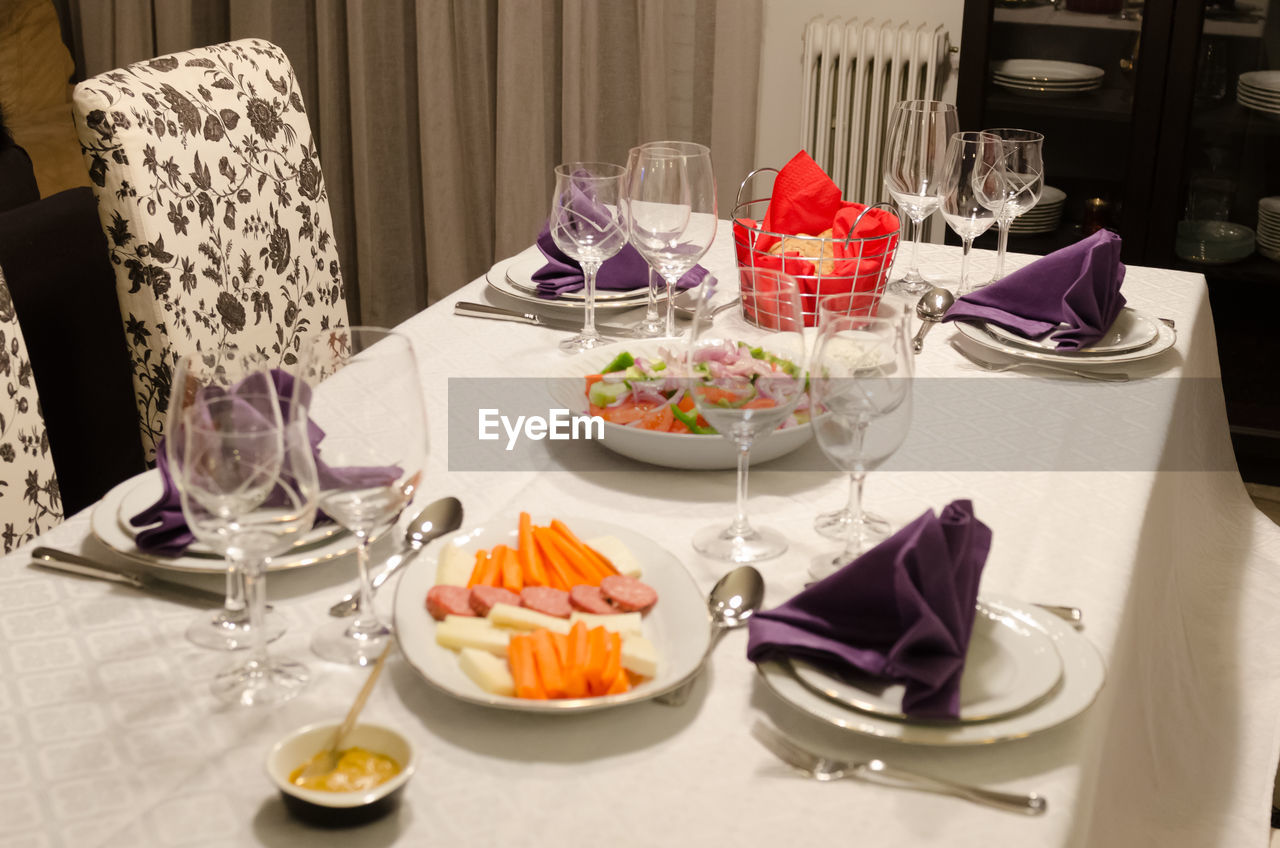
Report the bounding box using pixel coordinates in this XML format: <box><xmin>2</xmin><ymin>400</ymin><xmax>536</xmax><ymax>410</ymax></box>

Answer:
<box><xmin>950</xmin><ymin>341</ymin><xmax>1128</xmax><ymax>382</ymax></box>
<box><xmin>751</xmin><ymin>721</ymin><xmax>1048</xmax><ymax>815</ymax></box>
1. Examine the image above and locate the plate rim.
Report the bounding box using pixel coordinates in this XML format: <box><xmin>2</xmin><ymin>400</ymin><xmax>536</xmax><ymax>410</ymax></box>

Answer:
<box><xmin>953</xmin><ymin>309</ymin><xmax>1176</xmax><ymax>365</ymax></box>
<box><xmin>391</xmin><ymin>513</ymin><xmax>712</xmax><ymax>713</ymax></box>
<box><xmin>785</xmin><ymin>601</ymin><xmax>1064</xmax><ymax>724</ymax></box>
<box><xmin>503</xmin><ymin>250</ymin><xmax>647</xmax><ymax>303</ymax></box>
<box><xmin>991</xmin><ymin>59</ymin><xmax>1106</xmax><ymax>81</ymax></box>
<box><xmin>755</xmin><ymin>594</ymin><xmax>1106</xmax><ymax>746</ymax></box>
<box><xmin>485</xmin><ymin>247</ymin><xmax>661</xmax><ymax>312</ymax></box>
<box><xmin>982</xmin><ymin>307</ymin><xmax>1159</xmax><ymax>355</ymax></box>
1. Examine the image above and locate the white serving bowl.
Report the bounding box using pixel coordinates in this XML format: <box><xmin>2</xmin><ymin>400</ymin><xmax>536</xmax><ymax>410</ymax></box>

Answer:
<box><xmin>266</xmin><ymin>722</ymin><xmax>415</xmax><ymax>826</ymax></box>
<box><xmin>548</xmin><ymin>339</ymin><xmax>813</xmax><ymax>470</ymax></box>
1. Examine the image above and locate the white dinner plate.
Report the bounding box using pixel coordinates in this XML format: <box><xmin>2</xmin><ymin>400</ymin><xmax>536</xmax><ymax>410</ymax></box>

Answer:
<box><xmin>485</xmin><ymin>246</ymin><xmax>658</xmax><ymax>312</ymax></box>
<box><xmin>992</xmin><ymin>76</ymin><xmax>1100</xmax><ymax>90</ymax></box>
<box><xmin>983</xmin><ymin>307</ymin><xmax>1159</xmax><ymax>355</ymax></box>
<box><xmin>756</xmin><ymin>595</ymin><xmax>1105</xmax><ymax>745</ymax></box>
<box><xmin>392</xmin><ymin>513</ymin><xmax>711</xmax><ymax>712</ymax></box>
<box><xmin>1239</xmin><ymin>70</ymin><xmax>1280</xmax><ymax>92</ymax></box>
<box><xmin>91</xmin><ymin>470</ymin><xmax>361</xmax><ymax>574</ymax></box>
<box><xmin>787</xmin><ymin>601</ymin><xmax>1063</xmax><ymax>723</ymax></box>
<box><xmin>953</xmin><ymin>311</ymin><xmax>1176</xmax><ymax>366</ymax></box>
<box><xmin>545</xmin><ymin>339</ymin><xmax>814</xmax><ymax>470</ymax></box>
<box><xmin>991</xmin><ymin>59</ymin><xmax>1105</xmax><ymax>83</ymax></box>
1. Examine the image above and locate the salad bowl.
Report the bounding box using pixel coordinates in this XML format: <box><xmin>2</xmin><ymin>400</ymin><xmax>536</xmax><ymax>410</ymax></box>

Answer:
<box><xmin>547</xmin><ymin>339</ymin><xmax>813</xmax><ymax>470</ymax></box>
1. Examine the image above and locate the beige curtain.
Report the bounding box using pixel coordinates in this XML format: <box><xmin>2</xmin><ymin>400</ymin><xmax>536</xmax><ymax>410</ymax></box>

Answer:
<box><xmin>60</xmin><ymin>0</ymin><xmax>763</xmax><ymax>327</ymax></box>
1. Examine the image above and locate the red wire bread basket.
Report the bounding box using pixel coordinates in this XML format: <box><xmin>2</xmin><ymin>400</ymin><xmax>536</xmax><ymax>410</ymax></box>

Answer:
<box><xmin>732</xmin><ymin>167</ymin><xmax>900</xmax><ymax>327</ymax></box>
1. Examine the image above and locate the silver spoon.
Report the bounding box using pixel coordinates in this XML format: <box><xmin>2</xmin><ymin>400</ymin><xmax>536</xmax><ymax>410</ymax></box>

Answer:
<box><xmin>328</xmin><ymin>496</ymin><xmax>464</xmax><ymax>617</ymax></box>
<box><xmin>654</xmin><ymin>565</ymin><xmax>765</xmax><ymax>705</ymax></box>
<box><xmin>912</xmin><ymin>287</ymin><xmax>955</xmax><ymax>354</ymax></box>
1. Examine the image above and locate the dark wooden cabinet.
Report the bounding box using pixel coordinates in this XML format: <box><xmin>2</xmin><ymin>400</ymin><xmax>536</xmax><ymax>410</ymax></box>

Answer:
<box><xmin>958</xmin><ymin>0</ymin><xmax>1280</xmax><ymax>483</ymax></box>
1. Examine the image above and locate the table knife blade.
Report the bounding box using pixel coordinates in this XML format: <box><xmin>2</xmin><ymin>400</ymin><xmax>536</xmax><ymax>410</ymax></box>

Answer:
<box><xmin>454</xmin><ymin>302</ymin><xmax>634</xmax><ymax>337</ymax></box>
<box><xmin>30</xmin><ymin>547</ymin><xmax>226</xmax><ymax>608</ymax></box>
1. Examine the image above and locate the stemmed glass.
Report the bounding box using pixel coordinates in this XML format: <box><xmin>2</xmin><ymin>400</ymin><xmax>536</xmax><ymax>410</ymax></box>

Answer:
<box><xmin>169</xmin><ymin>348</ymin><xmax>317</xmax><ymax>705</ymax></box>
<box><xmin>978</xmin><ymin>128</ymin><xmax>1044</xmax><ymax>282</ymax></box>
<box><xmin>882</xmin><ymin>100</ymin><xmax>958</xmax><ymax>296</ymax></box>
<box><xmin>941</xmin><ymin>131</ymin><xmax>1005</xmax><ymax>295</ymax></box>
<box><xmin>626</xmin><ymin>147</ymin><xmax>670</xmax><ymax>338</ymax></box>
<box><xmin>550</xmin><ymin>162</ymin><xmax>629</xmax><ymax>353</ymax></box>
<box><xmin>625</xmin><ymin>140</ymin><xmax>717</xmax><ymax>338</ymax></box>
<box><xmin>687</xmin><ymin>268</ymin><xmax>807</xmax><ymax>563</ymax></box>
<box><xmin>808</xmin><ymin>294</ymin><xmax>914</xmax><ymax>581</ymax></box>
<box><xmin>307</xmin><ymin>327</ymin><xmax>427</xmax><ymax>666</ymax></box>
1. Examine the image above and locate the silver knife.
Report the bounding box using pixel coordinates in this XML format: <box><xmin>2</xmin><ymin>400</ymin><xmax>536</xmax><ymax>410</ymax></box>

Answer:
<box><xmin>30</xmin><ymin>546</ymin><xmax>227</xmax><ymax>607</ymax></box>
<box><xmin>454</xmin><ymin>302</ymin><xmax>636</xmax><ymax>337</ymax></box>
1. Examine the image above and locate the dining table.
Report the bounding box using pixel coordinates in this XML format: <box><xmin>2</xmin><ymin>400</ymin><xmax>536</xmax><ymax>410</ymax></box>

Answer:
<box><xmin>4</xmin><ymin>227</ymin><xmax>1280</xmax><ymax>848</ymax></box>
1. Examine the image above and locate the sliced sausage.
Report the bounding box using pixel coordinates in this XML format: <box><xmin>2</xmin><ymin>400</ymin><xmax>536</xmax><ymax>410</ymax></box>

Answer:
<box><xmin>520</xmin><ymin>586</ymin><xmax>572</xmax><ymax>619</ymax></box>
<box><xmin>599</xmin><ymin>575</ymin><xmax>658</xmax><ymax>613</ymax></box>
<box><xmin>569</xmin><ymin>584</ymin><xmax>616</xmax><ymax>614</ymax></box>
<box><xmin>469</xmin><ymin>585</ymin><xmax>522</xmax><ymax>616</ymax></box>
<box><xmin>426</xmin><ymin>585</ymin><xmax>475</xmax><ymax>621</ymax></box>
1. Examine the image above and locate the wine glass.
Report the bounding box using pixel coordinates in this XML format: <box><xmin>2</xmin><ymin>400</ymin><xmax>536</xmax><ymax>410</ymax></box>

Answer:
<box><xmin>882</xmin><ymin>100</ymin><xmax>958</xmax><ymax>296</ymax></box>
<box><xmin>626</xmin><ymin>147</ymin><xmax>670</xmax><ymax>338</ymax></box>
<box><xmin>550</xmin><ymin>162</ymin><xmax>629</xmax><ymax>353</ymax></box>
<box><xmin>168</xmin><ymin>353</ymin><xmax>290</xmax><ymax>652</ymax></box>
<box><xmin>625</xmin><ymin>140</ymin><xmax>717</xmax><ymax>338</ymax></box>
<box><xmin>169</xmin><ymin>350</ymin><xmax>317</xmax><ymax>705</ymax></box>
<box><xmin>941</xmin><ymin>131</ymin><xmax>1004</xmax><ymax>295</ymax></box>
<box><xmin>307</xmin><ymin>327</ymin><xmax>427</xmax><ymax>666</ymax></box>
<box><xmin>687</xmin><ymin>268</ymin><xmax>807</xmax><ymax>563</ymax></box>
<box><xmin>979</xmin><ymin>128</ymin><xmax>1044</xmax><ymax>282</ymax></box>
<box><xmin>808</xmin><ymin>294</ymin><xmax>913</xmax><ymax>582</ymax></box>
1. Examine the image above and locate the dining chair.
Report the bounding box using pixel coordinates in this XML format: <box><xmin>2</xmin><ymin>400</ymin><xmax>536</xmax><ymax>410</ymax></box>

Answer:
<box><xmin>69</xmin><ymin>39</ymin><xmax>349</xmax><ymax>461</ymax></box>
<box><xmin>0</xmin><ymin>263</ymin><xmax>62</xmax><ymax>551</ymax></box>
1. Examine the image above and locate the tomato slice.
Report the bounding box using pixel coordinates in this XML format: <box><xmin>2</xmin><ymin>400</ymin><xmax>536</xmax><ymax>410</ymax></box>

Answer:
<box><xmin>742</xmin><ymin>397</ymin><xmax>777</xmax><ymax>409</ymax></box>
<box><xmin>637</xmin><ymin>404</ymin><xmax>674</xmax><ymax>431</ymax></box>
<box><xmin>598</xmin><ymin>400</ymin><xmax>663</xmax><ymax>424</ymax></box>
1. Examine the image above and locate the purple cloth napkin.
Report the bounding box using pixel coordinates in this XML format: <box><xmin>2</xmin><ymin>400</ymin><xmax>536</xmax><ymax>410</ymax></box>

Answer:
<box><xmin>130</xmin><ymin>371</ymin><xmax>400</xmax><ymax>556</ymax></box>
<box><xmin>746</xmin><ymin>500</ymin><xmax>993</xmax><ymax>719</ymax></box>
<box><xmin>942</xmin><ymin>228</ymin><xmax>1127</xmax><ymax>351</ymax></box>
<box><xmin>533</xmin><ymin>224</ymin><xmax>709</xmax><ymax>298</ymax></box>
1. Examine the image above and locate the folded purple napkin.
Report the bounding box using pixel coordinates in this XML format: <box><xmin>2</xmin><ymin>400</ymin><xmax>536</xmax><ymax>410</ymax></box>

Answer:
<box><xmin>746</xmin><ymin>500</ymin><xmax>992</xmax><ymax>719</ymax></box>
<box><xmin>533</xmin><ymin>224</ymin><xmax>709</xmax><ymax>298</ymax></box>
<box><xmin>942</xmin><ymin>228</ymin><xmax>1127</xmax><ymax>350</ymax></box>
<box><xmin>130</xmin><ymin>371</ymin><xmax>400</xmax><ymax>556</ymax></box>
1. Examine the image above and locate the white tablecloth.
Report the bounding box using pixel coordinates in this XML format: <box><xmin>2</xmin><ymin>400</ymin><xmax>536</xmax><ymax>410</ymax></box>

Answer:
<box><xmin>4</xmin><ymin>235</ymin><xmax>1280</xmax><ymax>848</ymax></box>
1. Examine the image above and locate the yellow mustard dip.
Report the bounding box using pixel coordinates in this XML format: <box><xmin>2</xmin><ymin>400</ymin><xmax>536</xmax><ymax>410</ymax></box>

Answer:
<box><xmin>289</xmin><ymin>747</ymin><xmax>401</xmax><ymax>793</ymax></box>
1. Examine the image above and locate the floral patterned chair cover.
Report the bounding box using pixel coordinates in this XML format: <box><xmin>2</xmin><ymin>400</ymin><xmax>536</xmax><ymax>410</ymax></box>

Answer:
<box><xmin>0</xmin><ymin>264</ymin><xmax>62</xmax><ymax>551</ymax></box>
<box><xmin>70</xmin><ymin>39</ymin><xmax>349</xmax><ymax>461</ymax></box>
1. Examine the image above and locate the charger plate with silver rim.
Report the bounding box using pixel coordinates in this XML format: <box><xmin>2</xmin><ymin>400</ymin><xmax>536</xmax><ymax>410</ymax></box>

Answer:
<box><xmin>393</xmin><ymin>514</ymin><xmax>710</xmax><ymax>712</ymax></box>
<box><xmin>91</xmin><ymin>470</ymin><xmax>362</xmax><ymax>574</ymax></box>
<box><xmin>953</xmin><ymin>313</ymin><xmax>1176</xmax><ymax>366</ymax></box>
<box><xmin>485</xmin><ymin>245</ymin><xmax>658</xmax><ymax>311</ymax></box>
<box><xmin>983</xmin><ymin>307</ymin><xmax>1159</xmax><ymax>355</ymax></box>
<box><xmin>786</xmin><ymin>601</ymin><xmax>1062</xmax><ymax>723</ymax></box>
<box><xmin>755</xmin><ymin>595</ymin><xmax>1105</xmax><ymax>745</ymax></box>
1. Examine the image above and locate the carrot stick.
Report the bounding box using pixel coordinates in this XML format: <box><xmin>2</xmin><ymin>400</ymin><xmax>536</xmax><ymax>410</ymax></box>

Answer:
<box><xmin>533</xmin><ymin>529</ymin><xmax>575</xmax><ymax>590</ymax></box>
<box><xmin>550</xmin><ymin>519</ymin><xmax>619</xmax><ymax>577</ymax></box>
<box><xmin>467</xmin><ymin>550</ymin><xmax>487</xmax><ymax>588</ymax></box>
<box><xmin>584</xmin><ymin>626</ymin><xmax>609</xmax><ymax>695</ymax></box>
<box><xmin>606</xmin><ymin>667</ymin><xmax>631</xmax><ymax>694</ymax></box>
<box><xmin>500</xmin><ymin>545</ymin><xmax>523</xmax><ymax>593</ymax></box>
<box><xmin>563</xmin><ymin>621</ymin><xmax>589</xmax><ymax>699</ymax></box>
<box><xmin>541</xmin><ymin>527</ymin><xmax>604</xmax><ymax>586</ymax></box>
<box><xmin>509</xmin><ymin>635</ymin><xmax>545</xmax><ymax>699</ymax></box>
<box><xmin>599</xmin><ymin>630</ymin><xmax>623</xmax><ymax>694</ymax></box>
<box><xmin>518</xmin><ymin>512</ymin><xmax>550</xmax><ymax>587</ymax></box>
<box><xmin>472</xmin><ymin>550</ymin><xmax>502</xmax><ymax>588</ymax></box>
<box><xmin>531</xmin><ymin>628</ymin><xmax>566</xmax><ymax>698</ymax></box>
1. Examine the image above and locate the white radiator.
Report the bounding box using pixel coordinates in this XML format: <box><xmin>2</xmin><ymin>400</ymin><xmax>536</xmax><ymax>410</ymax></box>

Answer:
<box><xmin>801</xmin><ymin>18</ymin><xmax>951</xmax><ymax>204</ymax></box>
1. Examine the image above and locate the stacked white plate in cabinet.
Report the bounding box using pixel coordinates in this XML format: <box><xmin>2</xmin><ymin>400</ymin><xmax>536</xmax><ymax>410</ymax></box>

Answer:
<box><xmin>1010</xmin><ymin>185</ymin><xmax>1066</xmax><ymax>235</ymax></box>
<box><xmin>1237</xmin><ymin>71</ymin><xmax>1280</xmax><ymax>117</ymax></box>
<box><xmin>1257</xmin><ymin>196</ymin><xmax>1280</xmax><ymax>261</ymax></box>
<box><xmin>991</xmin><ymin>59</ymin><xmax>1104</xmax><ymax>96</ymax></box>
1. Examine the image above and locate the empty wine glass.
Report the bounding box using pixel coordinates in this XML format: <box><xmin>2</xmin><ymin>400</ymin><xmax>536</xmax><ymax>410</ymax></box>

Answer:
<box><xmin>941</xmin><ymin>131</ymin><xmax>1004</xmax><ymax>295</ymax></box>
<box><xmin>168</xmin><ymin>352</ymin><xmax>290</xmax><ymax>652</ymax></box>
<box><xmin>688</xmin><ymin>268</ymin><xmax>807</xmax><ymax>563</ymax></box>
<box><xmin>550</xmin><ymin>162</ymin><xmax>629</xmax><ymax>353</ymax></box>
<box><xmin>170</xmin><ymin>349</ymin><xmax>317</xmax><ymax>705</ymax></box>
<box><xmin>307</xmin><ymin>327</ymin><xmax>427</xmax><ymax>666</ymax></box>
<box><xmin>626</xmin><ymin>147</ymin><xmax>670</xmax><ymax>338</ymax></box>
<box><xmin>979</xmin><ymin>128</ymin><xmax>1044</xmax><ymax>282</ymax></box>
<box><xmin>625</xmin><ymin>140</ymin><xmax>717</xmax><ymax>338</ymax></box>
<box><xmin>882</xmin><ymin>100</ymin><xmax>958</xmax><ymax>296</ymax></box>
<box><xmin>809</xmin><ymin>294</ymin><xmax>913</xmax><ymax>581</ymax></box>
